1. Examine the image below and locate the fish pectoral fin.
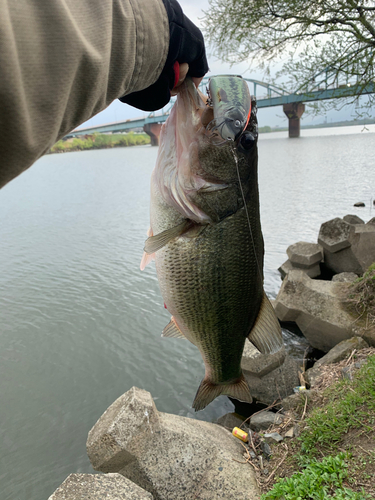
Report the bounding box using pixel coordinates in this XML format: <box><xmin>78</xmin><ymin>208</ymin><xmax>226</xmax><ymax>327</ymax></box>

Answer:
<box><xmin>162</xmin><ymin>317</ymin><xmax>186</xmax><ymax>339</ymax></box>
<box><xmin>192</xmin><ymin>374</ymin><xmax>252</xmax><ymax>412</ymax></box>
<box><xmin>248</xmin><ymin>291</ymin><xmax>284</xmax><ymax>355</ymax></box>
<box><xmin>144</xmin><ymin>220</ymin><xmax>192</xmax><ymax>254</ymax></box>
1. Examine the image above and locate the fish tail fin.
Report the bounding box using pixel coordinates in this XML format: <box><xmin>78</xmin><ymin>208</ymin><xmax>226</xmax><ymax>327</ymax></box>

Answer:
<box><xmin>192</xmin><ymin>374</ymin><xmax>252</xmax><ymax>412</ymax></box>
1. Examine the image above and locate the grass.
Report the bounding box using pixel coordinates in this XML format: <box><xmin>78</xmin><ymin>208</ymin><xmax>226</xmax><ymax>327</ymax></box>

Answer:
<box><xmin>258</xmin><ymin>351</ymin><xmax>375</xmax><ymax>500</ymax></box>
<box><xmin>49</xmin><ymin>132</ymin><xmax>150</xmax><ymax>153</ymax></box>
<box><xmin>262</xmin><ymin>453</ymin><xmax>368</xmax><ymax>500</ymax></box>
<box><xmin>347</xmin><ymin>263</ymin><xmax>375</xmax><ymax>327</ymax></box>
<box><xmin>298</xmin><ymin>355</ymin><xmax>375</xmax><ymax>460</ymax></box>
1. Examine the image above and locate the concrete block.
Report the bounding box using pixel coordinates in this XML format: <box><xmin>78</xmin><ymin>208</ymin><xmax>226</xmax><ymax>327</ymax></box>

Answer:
<box><xmin>279</xmin><ymin>259</ymin><xmax>321</xmax><ymax>279</ymax></box>
<box><xmin>241</xmin><ymin>341</ymin><xmax>286</xmax><ymax>377</ymax></box>
<box><xmin>48</xmin><ymin>473</ymin><xmax>153</xmax><ymax>500</ymax></box>
<box><xmin>287</xmin><ymin>241</ymin><xmax>323</xmax><ymax>267</ymax></box>
<box><xmin>318</xmin><ymin>218</ymin><xmax>353</xmax><ymax>253</ymax></box>
<box><xmin>87</xmin><ymin>387</ymin><xmax>160</xmax><ymax>473</ymax></box>
<box><xmin>242</xmin><ymin>346</ymin><xmax>300</xmax><ymax>404</ymax></box>
<box><xmin>87</xmin><ymin>388</ymin><xmax>260</xmax><ymax>500</ymax></box>
<box><xmin>274</xmin><ymin>270</ymin><xmax>356</xmax><ymax>352</ymax></box>
<box><xmin>367</xmin><ymin>217</ymin><xmax>375</xmax><ymax>225</ymax></box>
<box><xmin>332</xmin><ymin>272</ymin><xmax>358</xmax><ymax>282</ymax></box>
<box><xmin>343</xmin><ymin>214</ymin><xmax>364</xmax><ymax>225</ymax></box>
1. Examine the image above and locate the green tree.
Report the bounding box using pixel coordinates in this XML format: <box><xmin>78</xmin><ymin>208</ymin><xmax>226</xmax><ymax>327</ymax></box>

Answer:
<box><xmin>203</xmin><ymin>0</ymin><xmax>375</xmax><ymax>110</ymax></box>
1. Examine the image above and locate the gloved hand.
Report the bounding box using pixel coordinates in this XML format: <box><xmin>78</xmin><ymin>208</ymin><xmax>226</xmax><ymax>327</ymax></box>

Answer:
<box><xmin>119</xmin><ymin>0</ymin><xmax>208</xmax><ymax>111</ymax></box>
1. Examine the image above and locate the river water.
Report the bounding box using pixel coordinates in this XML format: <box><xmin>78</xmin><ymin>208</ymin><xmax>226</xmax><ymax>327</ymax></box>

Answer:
<box><xmin>1</xmin><ymin>125</ymin><xmax>374</xmax><ymax>499</ymax></box>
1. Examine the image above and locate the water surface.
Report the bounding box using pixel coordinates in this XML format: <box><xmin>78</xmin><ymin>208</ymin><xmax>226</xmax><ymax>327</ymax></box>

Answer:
<box><xmin>1</xmin><ymin>126</ymin><xmax>374</xmax><ymax>499</ymax></box>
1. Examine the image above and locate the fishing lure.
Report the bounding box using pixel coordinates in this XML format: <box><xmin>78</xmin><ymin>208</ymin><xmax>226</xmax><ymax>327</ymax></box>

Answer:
<box><xmin>205</xmin><ymin>75</ymin><xmax>252</xmax><ymax>145</ymax></box>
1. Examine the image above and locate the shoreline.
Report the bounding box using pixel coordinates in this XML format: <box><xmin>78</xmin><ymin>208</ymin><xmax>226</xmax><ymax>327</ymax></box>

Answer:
<box><xmin>48</xmin><ymin>132</ymin><xmax>151</xmax><ymax>154</ymax></box>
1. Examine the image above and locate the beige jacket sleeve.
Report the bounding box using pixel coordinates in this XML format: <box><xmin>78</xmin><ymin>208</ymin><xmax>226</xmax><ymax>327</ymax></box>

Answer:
<box><xmin>0</xmin><ymin>0</ymin><xmax>169</xmax><ymax>189</ymax></box>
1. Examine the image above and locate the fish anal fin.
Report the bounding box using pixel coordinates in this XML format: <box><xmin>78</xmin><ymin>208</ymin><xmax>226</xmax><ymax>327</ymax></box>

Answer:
<box><xmin>144</xmin><ymin>220</ymin><xmax>193</xmax><ymax>254</ymax></box>
<box><xmin>192</xmin><ymin>374</ymin><xmax>252</xmax><ymax>411</ymax></box>
<box><xmin>162</xmin><ymin>317</ymin><xmax>186</xmax><ymax>339</ymax></box>
<box><xmin>248</xmin><ymin>292</ymin><xmax>283</xmax><ymax>355</ymax></box>
<box><xmin>140</xmin><ymin>251</ymin><xmax>155</xmax><ymax>271</ymax></box>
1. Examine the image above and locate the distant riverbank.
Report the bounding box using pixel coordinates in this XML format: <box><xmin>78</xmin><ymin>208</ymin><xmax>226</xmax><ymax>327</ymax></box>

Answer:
<box><xmin>49</xmin><ymin>132</ymin><xmax>150</xmax><ymax>154</ymax></box>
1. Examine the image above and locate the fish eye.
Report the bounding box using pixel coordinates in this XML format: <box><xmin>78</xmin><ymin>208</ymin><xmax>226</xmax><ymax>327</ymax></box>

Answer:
<box><xmin>238</xmin><ymin>131</ymin><xmax>256</xmax><ymax>151</ymax></box>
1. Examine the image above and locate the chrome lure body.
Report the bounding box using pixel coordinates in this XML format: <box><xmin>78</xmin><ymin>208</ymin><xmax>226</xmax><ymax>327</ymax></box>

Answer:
<box><xmin>206</xmin><ymin>75</ymin><xmax>252</xmax><ymax>144</ymax></box>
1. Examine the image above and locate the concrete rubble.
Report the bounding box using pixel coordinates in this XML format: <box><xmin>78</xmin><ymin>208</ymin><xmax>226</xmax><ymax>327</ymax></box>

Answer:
<box><xmin>48</xmin><ymin>473</ymin><xmax>153</xmax><ymax>500</ymax></box>
<box><xmin>241</xmin><ymin>341</ymin><xmax>300</xmax><ymax>404</ymax></box>
<box><xmin>86</xmin><ymin>387</ymin><xmax>260</xmax><ymax>500</ymax></box>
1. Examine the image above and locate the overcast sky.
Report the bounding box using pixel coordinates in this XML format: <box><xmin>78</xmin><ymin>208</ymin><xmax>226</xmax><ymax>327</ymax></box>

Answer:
<box><xmin>79</xmin><ymin>0</ymin><xmax>361</xmax><ymax>130</ymax></box>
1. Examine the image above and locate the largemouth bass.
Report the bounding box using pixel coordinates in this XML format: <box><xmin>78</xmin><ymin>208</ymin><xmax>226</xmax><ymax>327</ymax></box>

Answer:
<box><xmin>141</xmin><ymin>76</ymin><xmax>283</xmax><ymax>411</ymax></box>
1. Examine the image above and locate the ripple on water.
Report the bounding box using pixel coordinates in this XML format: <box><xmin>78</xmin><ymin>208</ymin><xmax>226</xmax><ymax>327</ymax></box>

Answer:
<box><xmin>1</xmin><ymin>129</ymin><xmax>375</xmax><ymax>499</ymax></box>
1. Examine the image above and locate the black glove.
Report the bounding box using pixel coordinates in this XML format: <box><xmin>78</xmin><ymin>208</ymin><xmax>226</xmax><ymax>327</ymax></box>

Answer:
<box><xmin>119</xmin><ymin>0</ymin><xmax>208</xmax><ymax>111</ymax></box>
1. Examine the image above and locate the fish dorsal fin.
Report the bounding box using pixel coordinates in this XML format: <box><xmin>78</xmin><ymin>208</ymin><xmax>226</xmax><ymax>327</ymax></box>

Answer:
<box><xmin>144</xmin><ymin>220</ymin><xmax>192</xmax><ymax>255</ymax></box>
<box><xmin>162</xmin><ymin>317</ymin><xmax>186</xmax><ymax>339</ymax></box>
<box><xmin>248</xmin><ymin>292</ymin><xmax>283</xmax><ymax>354</ymax></box>
<box><xmin>192</xmin><ymin>374</ymin><xmax>252</xmax><ymax>411</ymax></box>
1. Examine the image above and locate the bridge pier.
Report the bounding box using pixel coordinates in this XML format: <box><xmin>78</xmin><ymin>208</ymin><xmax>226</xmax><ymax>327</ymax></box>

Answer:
<box><xmin>283</xmin><ymin>103</ymin><xmax>305</xmax><ymax>138</ymax></box>
<box><xmin>144</xmin><ymin>123</ymin><xmax>162</xmax><ymax>146</ymax></box>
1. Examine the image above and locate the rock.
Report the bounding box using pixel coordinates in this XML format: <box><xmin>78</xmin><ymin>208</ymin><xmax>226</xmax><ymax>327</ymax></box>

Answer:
<box><xmin>318</xmin><ymin>218</ymin><xmax>353</xmax><ymax>253</ymax></box>
<box><xmin>264</xmin><ymin>432</ymin><xmax>283</xmax><ymax>443</ymax></box>
<box><xmin>279</xmin><ymin>259</ymin><xmax>321</xmax><ymax>279</ymax></box>
<box><xmin>250</xmin><ymin>411</ymin><xmax>284</xmax><ymax>432</ymax></box>
<box><xmin>241</xmin><ymin>342</ymin><xmax>300</xmax><ymax>404</ymax></box>
<box><xmin>274</xmin><ymin>270</ymin><xmax>361</xmax><ymax>352</ymax></box>
<box><xmin>354</xmin><ymin>202</ymin><xmax>365</xmax><ymax>207</ymax></box>
<box><xmin>341</xmin><ymin>366</ymin><xmax>354</xmax><ymax>381</ymax></box>
<box><xmin>216</xmin><ymin>412</ymin><xmax>248</xmax><ymax>431</ymax></box>
<box><xmin>354</xmin><ymin>326</ymin><xmax>375</xmax><ymax>347</ymax></box>
<box><xmin>260</xmin><ymin>441</ymin><xmax>272</xmax><ymax>458</ymax></box>
<box><xmin>280</xmin><ymin>390</ymin><xmax>314</xmax><ymax>411</ymax></box>
<box><xmin>87</xmin><ymin>387</ymin><xmax>260</xmax><ymax>500</ymax></box>
<box><xmin>48</xmin><ymin>473</ymin><xmax>153</xmax><ymax>500</ymax></box>
<box><xmin>332</xmin><ymin>272</ymin><xmax>358</xmax><ymax>282</ymax></box>
<box><xmin>343</xmin><ymin>214</ymin><xmax>364</xmax><ymax>225</ymax></box>
<box><xmin>287</xmin><ymin>241</ymin><xmax>324</xmax><ymax>267</ymax></box>
<box><xmin>284</xmin><ymin>428</ymin><xmax>294</xmax><ymax>438</ymax></box>
<box><xmin>313</xmin><ymin>337</ymin><xmax>369</xmax><ymax>367</ymax></box>
<box><xmin>304</xmin><ymin>366</ymin><xmax>323</xmax><ymax>387</ymax></box>
<box><xmin>304</xmin><ymin>337</ymin><xmax>369</xmax><ymax>387</ymax></box>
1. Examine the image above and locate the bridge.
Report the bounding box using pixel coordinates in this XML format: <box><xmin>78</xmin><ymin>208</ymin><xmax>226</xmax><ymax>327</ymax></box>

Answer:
<box><xmin>67</xmin><ymin>68</ymin><xmax>375</xmax><ymax>141</ymax></box>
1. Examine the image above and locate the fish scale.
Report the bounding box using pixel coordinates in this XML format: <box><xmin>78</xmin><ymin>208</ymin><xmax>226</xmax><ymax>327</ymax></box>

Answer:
<box><xmin>142</xmin><ymin>77</ymin><xmax>283</xmax><ymax>410</ymax></box>
<box><xmin>155</xmin><ymin>197</ymin><xmax>263</xmax><ymax>383</ymax></box>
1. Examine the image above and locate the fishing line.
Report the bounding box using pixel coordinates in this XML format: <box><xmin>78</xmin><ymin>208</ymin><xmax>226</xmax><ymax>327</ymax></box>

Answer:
<box><xmin>229</xmin><ymin>143</ymin><xmax>263</xmax><ymax>281</ymax></box>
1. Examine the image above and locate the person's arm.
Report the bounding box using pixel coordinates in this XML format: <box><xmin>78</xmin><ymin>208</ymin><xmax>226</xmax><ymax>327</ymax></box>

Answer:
<box><xmin>0</xmin><ymin>0</ymin><xmax>169</xmax><ymax>189</ymax></box>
